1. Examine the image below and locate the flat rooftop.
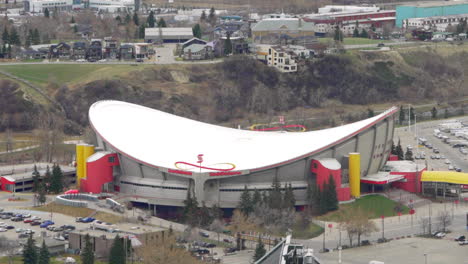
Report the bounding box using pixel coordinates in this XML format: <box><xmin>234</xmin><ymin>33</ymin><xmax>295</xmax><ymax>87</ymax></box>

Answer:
<box><xmin>398</xmin><ymin>1</ymin><xmax>468</xmax><ymax>7</ymax></box>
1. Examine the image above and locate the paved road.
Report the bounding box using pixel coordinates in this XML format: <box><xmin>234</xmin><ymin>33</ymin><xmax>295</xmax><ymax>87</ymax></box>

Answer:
<box><xmin>344</xmin><ymin>41</ymin><xmax>417</xmax><ymax>49</ymax></box>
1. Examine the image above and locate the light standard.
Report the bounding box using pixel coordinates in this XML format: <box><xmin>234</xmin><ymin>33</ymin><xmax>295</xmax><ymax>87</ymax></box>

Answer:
<box><xmin>424</xmin><ymin>253</ymin><xmax>427</xmax><ymax>264</ymax></box>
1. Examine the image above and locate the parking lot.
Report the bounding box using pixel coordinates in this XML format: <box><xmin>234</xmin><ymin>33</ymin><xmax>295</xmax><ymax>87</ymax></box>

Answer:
<box><xmin>394</xmin><ymin>117</ymin><xmax>468</xmax><ymax>173</ymax></box>
<box><xmin>319</xmin><ymin>236</ymin><xmax>468</xmax><ymax>264</ymax></box>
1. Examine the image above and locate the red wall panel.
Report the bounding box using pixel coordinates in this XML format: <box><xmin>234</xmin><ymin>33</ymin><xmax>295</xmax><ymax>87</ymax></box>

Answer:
<box><xmin>81</xmin><ymin>153</ymin><xmax>119</xmax><ymax>193</ymax></box>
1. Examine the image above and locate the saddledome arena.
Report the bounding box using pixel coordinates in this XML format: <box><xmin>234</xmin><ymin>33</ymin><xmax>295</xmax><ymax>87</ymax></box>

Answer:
<box><xmin>78</xmin><ymin>100</ymin><xmax>398</xmax><ymax>209</ymax></box>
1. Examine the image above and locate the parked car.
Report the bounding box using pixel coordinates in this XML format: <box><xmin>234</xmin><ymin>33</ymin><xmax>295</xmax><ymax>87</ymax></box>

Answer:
<box><xmin>18</xmin><ymin>233</ymin><xmax>29</xmax><ymax>239</ymax></box>
<box><xmin>77</xmin><ymin>217</ymin><xmax>95</xmax><ymax>223</ymax></box>
<box><xmin>459</xmin><ymin>240</ymin><xmax>468</xmax><ymax>246</ymax></box>
<box><xmin>224</xmin><ymin>247</ymin><xmax>236</xmax><ymax>253</ymax></box>
<box><xmin>31</xmin><ymin>216</ymin><xmax>41</xmax><ymax>221</ymax></box>
<box><xmin>61</xmin><ymin>225</ymin><xmax>75</xmax><ymax>231</ymax></box>
<box><xmin>40</xmin><ymin>220</ymin><xmax>54</xmax><ymax>228</ymax></box>
<box><xmin>23</xmin><ymin>219</ymin><xmax>33</xmax><ymax>223</ymax></box>
<box><xmin>455</xmin><ymin>235</ymin><xmax>466</xmax><ymax>241</ymax></box>
<box><xmin>199</xmin><ymin>231</ymin><xmax>209</xmax><ymax>238</ymax></box>
<box><xmin>435</xmin><ymin>232</ymin><xmax>446</xmax><ymax>238</ymax></box>
<box><xmin>5</xmin><ymin>225</ymin><xmax>14</xmax><ymax>230</ymax></box>
<box><xmin>197</xmin><ymin>249</ymin><xmax>210</xmax><ymax>255</ymax></box>
<box><xmin>11</xmin><ymin>217</ymin><xmax>23</xmax><ymax>222</ymax></box>
<box><xmin>16</xmin><ymin>228</ymin><xmax>24</xmax><ymax>233</ymax></box>
<box><xmin>0</xmin><ymin>228</ymin><xmax>7</xmax><ymax>232</ymax></box>
<box><xmin>205</xmin><ymin>243</ymin><xmax>216</xmax><ymax>248</ymax></box>
<box><xmin>22</xmin><ymin>214</ymin><xmax>31</xmax><ymax>218</ymax></box>
<box><xmin>30</xmin><ymin>221</ymin><xmax>41</xmax><ymax>226</ymax></box>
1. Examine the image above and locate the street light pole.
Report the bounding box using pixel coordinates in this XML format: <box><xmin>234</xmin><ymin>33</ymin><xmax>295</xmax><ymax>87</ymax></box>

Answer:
<box><xmin>322</xmin><ymin>225</ymin><xmax>326</xmax><ymax>252</ymax></box>
<box><xmin>424</xmin><ymin>253</ymin><xmax>427</xmax><ymax>264</ymax></box>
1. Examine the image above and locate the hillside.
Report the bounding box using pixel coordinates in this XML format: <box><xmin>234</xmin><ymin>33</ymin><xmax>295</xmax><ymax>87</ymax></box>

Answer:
<box><xmin>1</xmin><ymin>46</ymin><xmax>468</xmax><ymax>134</ymax></box>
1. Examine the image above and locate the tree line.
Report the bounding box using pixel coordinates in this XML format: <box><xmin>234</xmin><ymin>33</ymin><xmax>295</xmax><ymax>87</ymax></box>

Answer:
<box><xmin>32</xmin><ymin>164</ymin><xmax>64</xmax><ymax>205</ymax></box>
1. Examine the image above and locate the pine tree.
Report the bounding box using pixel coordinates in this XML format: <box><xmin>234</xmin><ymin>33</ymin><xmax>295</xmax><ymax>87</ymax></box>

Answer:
<box><xmin>147</xmin><ymin>11</ymin><xmax>155</xmax><ymax>27</ymax></box>
<box><xmin>282</xmin><ymin>183</ymin><xmax>295</xmax><ymax>209</ymax></box>
<box><xmin>405</xmin><ymin>149</ymin><xmax>414</xmax><ymax>161</ymax></box>
<box><xmin>208</xmin><ymin>7</ymin><xmax>216</xmax><ymax>25</ymax></box>
<box><xmin>2</xmin><ymin>27</ymin><xmax>9</xmax><ymax>44</ymax></box>
<box><xmin>238</xmin><ymin>185</ymin><xmax>253</xmax><ymax>216</ymax></box>
<box><xmin>252</xmin><ymin>188</ymin><xmax>261</xmax><ymax>207</ymax></box>
<box><xmin>38</xmin><ymin>185</ymin><xmax>46</xmax><ymax>205</ymax></box>
<box><xmin>32</xmin><ymin>165</ymin><xmax>40</xmax><ymax>192</ymax></box>
<box><xmin>44</xmin><ymin>8</ymin><xmax>49</xmax><ymax>18</ymax></box>
<box><xmin>253</xmin><ymin>237</ymin><xmax>266</xmax><ymax>261</ymax></box>
<box><xmin>182</xmin><ymin>188</ymin><xmax>199</xmax><ymax>226</ymax></box>
<box><xmin>269</xmin><ymin>175</ymin><xmax>282</xmax><ymax>209</ymax></box>
<box><xmin>192</xmin><ymin>23</ymin><xmax>202</xmax><ymax>39</ymax></box>
<box><xmin>50</xmin><ymin>164</ymin><xmax>63</xmax><ymax>194</ymax></box>
<box><xmin>70</xmin><ymin>16</ymin><xmax>75</xmax><ymax>23</ymax></box>
<box><xmin>200</xmin><ymin>10</ymin><xmax>207</xmax><ymax>22</ymax></box>
<box><xmin>353</xmin><ymin>21</ymin><xmax>359</xmax><ymax>37</ymax></box>
<box><xmin>23</xmin><ymin>236</ymin><xmax>37</xmax><ymax>264</ymax></box>
<box><xmin>326</xmin><ymin>175</ymin><xmax>338</xmax><ymax>211</ymax></box>
<box><xmin>224</xmin><ymin>32</ymin><xmax>232</xmax><ymax>55</ymax></box>
<box><xmin>81</xmin><ymin>234</ymin><xmax>94</xmax><ymax>264</ymax></box>
<box><xmin>115</xmin><ymin>15</ymin><xmax>122</xmax><ymax>24</ymax></box>
<box><xmin>138</xmin><ymin>24</ymin><xmax>145</xmax><ymax>39</ymax></box>
<box><xmin>396</xmin><ymin>139</ymin><xmax>404</xmax><ymax>160</ymax></box>
<box><xmin>10</xmin><ymin>27</ymin><xmax>20</xmax><ymax>46</ymax></box>
<box><xmin>124</xmin><ymin>13</ymin><xmax>131</xmax><ymax>24</ymax></box>
<box><xmin>318</xmin><ymin>182</ymin><xmax>328</xmax><ymax>214</ymax></box>
<box><xmin>333</xmin><ymin>26</ymin><xmax>343</xmax><ymax>42</ymax></box>
<box><xmin>73</xmin><ymin>25</ymin><xmax>78</xmax><ymax>33</ymax></box>
<box><xmin>399</xmin><ymin>106</ymin><xmax>405</xmax><ymax>124</ymax></box>
<box><xmin>391</xmin><ymin>141</ymin><xmax>397</xmax><ymax>155</ymax></box>
<box><xmin>359</xmin><ymin>28</ymin><xmax>368</xmax><ymax>38</ymax></box>
<box><xmin>157</xmin><ymin>18</ymin><xmax>166</xmax><ymax>28</ymax></box>
<box><xmin>109</xmin><ymin>235</ymin><xmax>125</xmax><ymax>264</ymax></box>
<box><xmin>431</xmin><ymin>107</ymin><xmax>438</xmax><ymax>119</ymax></box>
<box><xmin>132</xmin><ymin>11</ymin><xmax>139</xmax><ymax>26</ymax></box>
<box><xmin>38</xmin><ymin>240</ymin><xmax>50</xmax><ymax>264</ymax></box>
<box><xmin>32</xmin><ymin>29</ymin><xmax>40</xmax><ymax>45</ymax></box>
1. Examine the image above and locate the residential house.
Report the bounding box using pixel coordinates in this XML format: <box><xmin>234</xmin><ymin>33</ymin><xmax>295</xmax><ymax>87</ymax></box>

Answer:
<box><xmin>86</xmin><ymin>39</ymin><xmax>102</xmax><ymax>60</ymax></box>
<box><xmin>134</xmin><ymin>43</ymin><xmax>153</xmax><ymax>59</ymax></box>
<box><xmin>103</xmin><ymin>37</ymin><xmax>118</xmax><ymax>60</ymax></box>
<box><xmin>183</xmin><ymin>44</ymin><xmax>213</xmax><ymax>60</ymax></box>
<box><xmin>119</xmin><ymin>44</ymin><xmax>134</xmax><ymax>60</ymax></box>
<box><xmin>72</xmin><ymin>42</ymin><xmax>87</xmax><ymax>60</ymax></box>
<box><xmin>267</xmin><ymin>46</ymin><xmax>298</xmax><ymax>73</ymax></box>
<box><xmin>49</xmin><ymin>42</ymin><xmax>71</xmax><ymax>59</ymax></box>
<box><xmin>177</xmin><ymin>37</ymin><xmax>207</xmax><ymax>55</ymax></box>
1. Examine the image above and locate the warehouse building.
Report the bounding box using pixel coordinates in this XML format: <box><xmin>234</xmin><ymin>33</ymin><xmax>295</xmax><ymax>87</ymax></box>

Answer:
<box><xmin>144</xmin><ymin>28</ymin><xmax>193</xmax><ymax>43</ymax></box>
<box><xmin>396</xmin><ymin>1</ymin><xmax>468</xmax><ymax>28</ymax></box>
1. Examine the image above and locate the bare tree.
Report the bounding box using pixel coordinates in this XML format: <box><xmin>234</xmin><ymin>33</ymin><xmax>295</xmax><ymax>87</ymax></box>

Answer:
<box><xmin>209</xmin><ymin>218</ymin><xmax>224</xmax><ymax>243</ymax></box>
<box><xmin>34</xmin><ymin>112</ymin><xmax>64</xmax><ymax>163</ymax></box>
<box><xmin>437</xmin><ymin>210</ymin><xmax>452</xmax><ymax>232</ymax></box>
<box><xmin>0</xmin><ymin>236</ymin><xmax>20</xmax><ymax>264</ymax></box>
<box><xmin>340</xmin><ymin>207</ymin><xmax>378</xmax><ymax>247</ymax></box>
<box><xmin>420</xmin><ymin>217</ymin><xmax>429</xmax><ymax>235</ymax></box>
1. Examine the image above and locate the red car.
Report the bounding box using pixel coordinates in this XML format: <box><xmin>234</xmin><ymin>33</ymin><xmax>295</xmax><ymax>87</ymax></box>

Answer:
<box><xmin>30</xmin><ymin>221</ymin><xmax>41</xmax><ymax>226</ymax></box>
<box><xmin>23</xmin><ymin>219</ymin><xmax>33</xmax><ymax>223</ymax></box>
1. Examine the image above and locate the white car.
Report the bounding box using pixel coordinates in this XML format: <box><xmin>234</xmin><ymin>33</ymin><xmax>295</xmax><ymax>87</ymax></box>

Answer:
<box><xmin>31</xmin><ymin>216</ymin><xmax>41</xmax><ymax>221</ymax></box>
<box><xmin>445</xmin><ymin>159</ymin><xmax>451</xmax><ymax>164</ymax></box>
<box><xmin>76</xmin><ymin>59</ymin><xmax>86</xmax><ymax>62</ymax></box>
<box><xmin>22</xmin><ymin>214</ymin><xmax>31</xmax><ymax>218</ymax></box>
<box><xmin>0</xmin><ymin>228</ymin><xmax>7</xmax><ymax>232</ymax></box>
<box><xmin>98</xmin><ymin>59</ymin><xmax>107</xmax><ymax>62</ymax></box>
<box><xmin>435</xmin><ymin>232</ymin><xmax>446</xmax><ymax>238</ymax></box>
<box><xmin>449</xmin><ymin>165</ymin><xmax>454</xmax><ymax>170</ymax></box>
<box><xmin>16</xmin><ymin>228</ymin><xmax>24</xmax><ymax>233</ymax></box>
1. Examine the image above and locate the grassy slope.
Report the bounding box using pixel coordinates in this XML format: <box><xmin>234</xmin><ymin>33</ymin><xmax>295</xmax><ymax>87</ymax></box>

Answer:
<box><xmin>318</xmin><ymin>195</ymin><xmax>410</xmax><ymax>222</ymax></box>
<box><xmin>0</xmin><ymin>64</ymin><xmax>151</xmax><ymax>88</ymax></box>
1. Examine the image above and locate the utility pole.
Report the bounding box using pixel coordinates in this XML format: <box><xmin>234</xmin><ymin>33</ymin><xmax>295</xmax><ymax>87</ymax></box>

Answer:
<box><xmin>428</xmin><ymin>203</ymin><xmax>432</xmax><ymax>235</ymax></box>
<box><xmin>381</xmin><ymin>215</ymin><xmax>385</xmax><ymax>240</ymax></box>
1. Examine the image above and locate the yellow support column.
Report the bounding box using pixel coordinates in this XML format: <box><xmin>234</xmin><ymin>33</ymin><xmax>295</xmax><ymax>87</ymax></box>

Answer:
<box><xmin>75</xmin><ymin>144</ymin><xmax>84</xmax><ymax>188</ymax></box>
<box><xmin>82</xmin><ymin>145</ymin><xmax>95</xmax><ymax>181</ymax></box>
<box><xmin>349</xmin><ymin>152</ymin><xmax>361</xmax><ymax>198</ymax></box>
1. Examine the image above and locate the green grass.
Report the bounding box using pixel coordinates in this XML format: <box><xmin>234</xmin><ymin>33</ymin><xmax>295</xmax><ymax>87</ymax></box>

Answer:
<box><xmin>318</xmin><ymin>37</ymin><xmax>391</xmax><ymax>45</ymax></box>
<box><xmin>0</xmin><ymin>64</ymin><xmax>151</xmax><ymax>88</ymax></box>
<box><xmin>292</xmin><ymin>222</ymin><xmax>324</xmax><ymax>239</ymax></box>
<box><xmin>318</xmin><ymin>195</ymin><xmax>410</xmax><ymax>222</ymax></box>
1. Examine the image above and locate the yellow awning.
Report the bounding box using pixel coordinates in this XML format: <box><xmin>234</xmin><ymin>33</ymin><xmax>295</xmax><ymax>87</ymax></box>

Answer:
<box><xmin>421</xmin><ymin>171</ymin><xmax>468</xmax><ymax>185</ymax></box>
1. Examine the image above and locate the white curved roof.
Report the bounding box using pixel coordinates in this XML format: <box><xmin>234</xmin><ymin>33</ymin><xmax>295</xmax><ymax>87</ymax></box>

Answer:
<box><xmin>89</xmin><ymin>101</ymin><xmax>397</xmax><ymax>173</ymax></box>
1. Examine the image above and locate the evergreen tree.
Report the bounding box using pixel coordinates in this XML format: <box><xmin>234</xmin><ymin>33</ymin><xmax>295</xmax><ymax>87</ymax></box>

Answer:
<box><xmin>25</xmin><ymin>29</ymin><xmax>32</xmax><ymax>47</ymax></box>
<box><xmin>359</xmin><ymin>28</ymin><xmax>368</xmax><ymax>38</ymax></box>
<box><xmin>38</xmin><ymin>240</ymin><xmax>50</xmax><ymax>264</ymax></box>
<box><xmin>2</xmin><ymin>27</ymin><xmax>9</xmax><ymax>44</ymax></box>
<box><xmin>32</xmin><ymin>165</ymin><xmax>40</xmax><ymax>192</ymax></box>
<box><xmin>38</xmin><ymin>185</ymin><xmax>46</xmax><ymax>205</ymax></box>
<box><xmin>44</xmin><ymin>8</ymin><xmax>49</xmax><ymax>18</ymax></box>
<box><xmin>200</xmin><ymin>10</ymin><xmax>207</xmax><ymax>22</ymax></box>
<box><xmin>326</xmin><ymin>175</ymin><xmax>338</xmax><ymax>211</ymax></box>
<box><xmin>109</xmin><ymin>235</ymin><xmax>125</xmax><ymax>264</ymax></box>
<box><xmin>7</xmin><ymin>44</ymin><xmax>11</xmax><ymax>58</ymax></box>
<box><xmin>253</xmin><ymin>237</ymin><xmax>266</xmax><ymax>261</ymax></box>
<box><xmin>115</xmin><ymin>15</ymin><xmax>122</xmax><ymax>24</ymax></box>
<box><xmin>50</xmin><ymin>164</ymin><xmax>63</xmax><ymax>194</ymax></box>
<box><xmin>208</xmin><ymin>7</ymin><xmax>216</xmax><ymax>24</ymax></box>
<box><xmin>43</xmin><ymin>165</ymin><xmax>51</xmax><ymax>193</ymax></box>
<box><xmin>261</xmin><ymin>191</ymin><xmax>268</xmax><ymax>205</ymax></box>
<box><xmin>224</xmin><ymin>32</ymin><xmax>232</xmax><ymax>55</ymax></box>
<box><xmin>192</xmin><ymin>23</ymin><xmax>202</xmax><ymax>39</ymax></box>
<box><xmin>199</xmin><ymin>201</ymin><xmax>212</xmax><ymax>227</ymax></box>
<box><xmin>269</xmin><ymin>175</ymin><xmax>282</xmax><ymax>209</ymax></box>
<box><xmin>282</xmin><ymin>183</ymin><xmax>295</xmax><ymax>209</ymax></box>
<box><xmin>23</xmin><ymin>236</ymin><xmax>37</xmax><ymax>264</ymax></box>
<box><xmin>391</xmin><ymin>141</ymin><xmax>397</xmax><ymax>155</ymax></box>
<box><xmin>147</xmin><ymin>11</ymin><xmax>155</xmax><ymax>27</ymax></box>
<box><xmin>367</xmin><ymin>108</ymin><xmax>374</xmax><ymax>117</ymax></box>
<box><xmin>431</xmin><ymin>107</ymin><xmax>438</xmax><ymax>119</ymax></box>
<box><xmin>10</xmin><ymin>27</ymin><xmax>20</xmax><ymax>46</ymax></box>
<box><xmin>333</xmin><ymin>26</ymin><xmax>343</xmax><ymax>42</ymax></box>
<box><xmin>318</xmin><ymin>182</ymin><xmax>328</xmax><ymax>214</ymax></box>
<box><xmin>410</xmin><ymin>107</ymin><xmax>415</xmax><ymax>123</ymax></box>
<box><xmin>399</xmin><ymin>105</ymin><xmax>405</xmax><ymax>124</ymax></box>
<box><xmin>73</xmin><ymin>25</ymin><xmax>78</xmax><ymax>33</ymax></box>
<box><xmin>405</xmin><ymin>149</ymin><xmax>414</xmax><ymax>161</ymax></box>
<box><xmin>132</xmin><ymin>11</ymin><xmax>139</xmax><ymax>26</ymax></box>
<box><xmin>396</xmin><ymin>139</ymin><xmax>404</xmax><ymax>160</ymax></box>
<box><xmin>238</xmin><ymin>185</ymin><xmax>253</xmax><ymax>216</ymax></box>
<box><xmin>157</xmin><ymin>18</ymin><xmax>166</xmax><ymax>27</ymax></box>
<box><xmin>252</xmin><ymin>188</ymin><xmax>261</xmax><ymax>207</ymax></box>
<box><xmin>124</xmin><ymin>13</ymin><xmax>131</xmax><ymax>24</ymax></box>
<box><xmin>70</xmin><ymin>16</ymin><xmax>75</xmax><ymax>23</ymax></box>
<box><xmin>32</xmin><ymin>29</ymin><xmax>40</xmax><ymax>45</ymax></box>
<box><xmin>81</xmin><ymin>234</ymin><xmax>94</xmax><ymax>264</ymax></box>
<box><xmin>353</xmin><ymin>21</ymin><xmax>359</xmax><ymax>37</ymax></box>
<box><xmin>182</xmin><ymin>188</ymin><xmax>199</xmax><ymax>226</ymax></box>
<box><xmin>138</xmin><ymin>24</ymin><xmax>145</xmax><ymax>39</ymax></box>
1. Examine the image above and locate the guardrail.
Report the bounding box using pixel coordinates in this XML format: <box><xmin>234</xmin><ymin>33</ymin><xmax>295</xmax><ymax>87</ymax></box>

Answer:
<box><xmin>55</xmin><ymin>193</ymin><xmax>98</xmax><ymax>207</ymax></box>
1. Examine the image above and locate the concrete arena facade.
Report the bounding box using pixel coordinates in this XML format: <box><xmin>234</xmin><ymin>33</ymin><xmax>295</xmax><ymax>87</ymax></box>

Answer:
<box><xmin>89</xmin><ymin>101</ymin><xmax>397</xmax><ymax>208</ymax></box>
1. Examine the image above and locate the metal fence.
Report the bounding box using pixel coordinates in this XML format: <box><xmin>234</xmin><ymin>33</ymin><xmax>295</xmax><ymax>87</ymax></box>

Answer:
<box><xmin>55</xmin><ymin>193</ymin><xmax>98</xmax><ymax>207</ymax></box>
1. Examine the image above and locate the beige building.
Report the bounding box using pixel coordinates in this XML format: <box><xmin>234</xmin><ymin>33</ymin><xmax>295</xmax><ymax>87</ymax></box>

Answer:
<box><xmin>267</xmin><ymin>46</ymin><xmax>298</xmax><ymax>73</ymax></box>
<box><xmin>251</xmin><ymin>18</ymin><xmax>315</xmax><ymax>44</ymax></box>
